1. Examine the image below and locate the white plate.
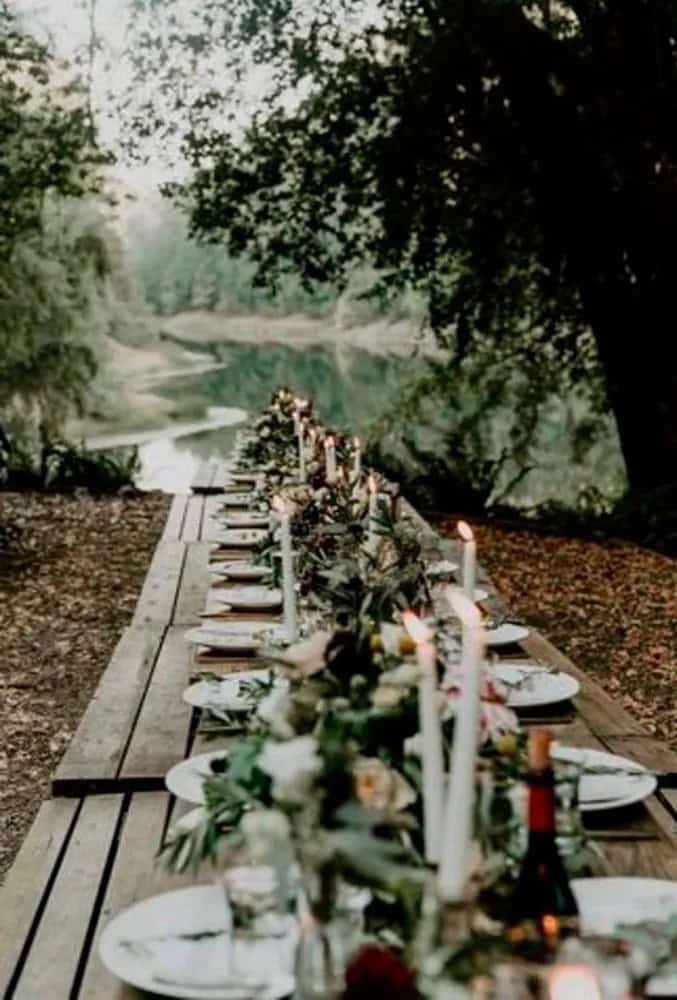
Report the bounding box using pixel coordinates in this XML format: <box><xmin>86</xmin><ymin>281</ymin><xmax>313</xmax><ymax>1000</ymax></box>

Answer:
<box><xmin>210</xmin><ymin>530</ymin><xmax>268</xmax><ymax>550</ymax></box>
<box><xmin>485</xmin><ymin>623</ymin><xmax>530</xmax><ymax>646</ymax></box>
<box><xmin>552</xmin><ymin>745</ymin><xmax>657</xmax><ymax>812</ymax></box>
<box><xmin>425</xmin><ymin>560</ymin><xmax>459</xmax><ymax>577</ymax></box>
<box><xmin>219</xmin><ymin>494</ymin><xmax>260</xmax><ymax>508</ymax></box>
<box><xmin>494</xmin><ymin>662</ymin><xmax>580</xmax><ymax>708</ymax></box>
<box><xmin>185</xmin><ymin>623</ymin><xmax>287</xmax><ymax>652</ymax></box>
<box><xmin>166</xmin><ymin>751</ymin><xmax>231</xmax><ymax>804</ymax></box>
<box><xmin>211</xmin><ymin>587</ymin><xmax>282</xmax><ymax>611</ymax></box>
<box><xmin>573</xmin><ymin>878</ymin><xmax>677</xmax><ymax>996</ymax></box>
<box><xmin>183</xmin><ymin>671</ymin><xmax>273</xmax><ymax>711</ymax></box>
<box><xmin>209</xmin><ymin>563</ymin><xmax>271</xmax><ymax>582</ymax></box>
<box><xmin>99</xmin><ymin>884</ymin><xmax>296</xmax><ymax>1000</ymax></box>
<box><xmin>218</xmin><ymin>514</ymin><xmax>270</xmax><ymax>529</ymax></box>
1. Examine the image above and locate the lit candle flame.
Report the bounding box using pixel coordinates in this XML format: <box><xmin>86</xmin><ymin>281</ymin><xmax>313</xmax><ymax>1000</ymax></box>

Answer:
<box><xmin>445</xmin><ymin>586</ymin><xmax>482</xmax><ymax>628</ymax></box>
<box><xmin>337</xmin><ymin>465</ymin><xmax>344</xmax><ymax>481</ymax></box>
<box><xmin>402</xmin><ymin>610</ymin><xmax>434</xmax><ymax>645</ymax></box>
<box><xmin>354</xmin><ymin>436</ymin><xmax>360</xmax><ymax>447</ymax></box>
<box><xmin>324</xmin><ymin>435</ymin><xmax>335</xmax><ymax>449</ymax></box>
<box><xmin>368</xmin><ymin>474</ymin><xmax>377</xmax><ymax>494</ymax></box>
<box><xmin>457</xmin><ymin>520</ymin><xmax>474</xmax><ymax>543</ymax></box>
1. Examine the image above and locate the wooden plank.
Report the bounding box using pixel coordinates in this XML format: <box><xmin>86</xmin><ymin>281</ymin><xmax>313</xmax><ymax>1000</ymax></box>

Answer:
<box><xmin>181</xmin><ymin>495</ymin><xmax>205</xmax><ymax>542</ymax></box>
<box><xmin>120</xmin><ymin>627</ymin><xmax>193</xmax><ymax>788</ymax></box>
<box><xmin>12</xmin><ymin>796</ymin><xmax>123</xmax><ymax>1000</ymax></box>
<box><xmin>161</xmin><ymin>494</ymin><xmax>188</xmax><ymax>542</ymax></box>
<box><xmin>0</xmin><ymin>798</ymin><xmax>80</xmax><ymax>996</ymax></box>
<box><xmin>131</xmin><ymin>540</ymin><xmax>185</xmax><ymax>628</ymax></box>
<box><xmin>77</xmin><ymin>792</ymin><xmax>185</xmax><ymax>1000</ymax></box>
<box><xmin>190</xmin><ymin>460</ymin><xmax>215</xmax><ymax>494</ymax></box>
<box><xmin>210</xmin><ymin>459</ymin><xmax>230</xmax><ymax>493</ymax></box>
<box><xmin>52</xmin><ymin>626</ymin><xmax>166</xmax><ymax>796</ymax></box>
<box><xmin>173</xmin><ymin>541</ymin><xmax>211</xmax><ymax>625</ymax></box>
<box><xmin>592</xmin><ymin>838</ymin><xmax>677</xmax><ymax>880</ymax></box>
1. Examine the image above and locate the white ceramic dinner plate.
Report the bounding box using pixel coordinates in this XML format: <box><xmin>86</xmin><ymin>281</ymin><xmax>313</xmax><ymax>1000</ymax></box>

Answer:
<box><xmin>99</xmin><ymin>884</ymin><xmax>296</xmax><ymax>1000</ymax></box>
<box><xmin>485</xmin><ymin>623</ymin><xmax>530</xmax><ymax>647</ymax></box>
<box><xmin>211</xmin><ymin>586</ymin><xmax>282</xmax><ymax>611</ymax></box>
<box><xmin>493</xmin><ymin>661</ymin><xmax>580</xmax><ymax>709</ymax></box>
<box><xmin>210</xmin><ymin>529</ymin><xmax>268</xmax><ymax>550</ymax></box>
<box><xmin>185</xmin><ymin>623</ymin><xmax>287</xmax><ymax>652</ymax></box>
<box><xmin>165</xmin><ymin>751</ymin><xmax>230</xmax><ymax>804</ymax></box>
<box><xmin>218</xmin><ymin>514</ymin><xmax>270</xmax><ymax>529</ymax></box>
<box><xmin>425</xmin><ymin>559</ymin><xmax>459</xmax><ymax>577</ymax></box>
<box><xmin>183</xmin><ymin>671</ymin><xmax>273</xmax><ymax>711</ymax></box>
<box><xmin>209</xmin><ymin>562</ymin><xmax>271</xmax><ymax>582</ymax></box>
<box><xmin>573</xmin><ymin>878</ymin><xmax>677</xmax><ymax>996</ymax></box>
<box><xmin>552</xmin><ymin>745</ymin><xmax>657</xmax><ymax>812</ymax></box>
<box><xmin>218</xmin><ymin>494</ymin><xmax>261</xmax><ymax>508</ymax></box>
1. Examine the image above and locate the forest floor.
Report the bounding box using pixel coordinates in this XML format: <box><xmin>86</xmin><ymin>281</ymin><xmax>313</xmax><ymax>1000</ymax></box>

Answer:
<box><xmin>436</xmin><ymin>517</ymin><xmax>677</xmax><ymax>747</ymax></box>
<box><xmin>0</xmin><ymin>490</ymin><xmax>170</xmax><ymax>883</ymax></box>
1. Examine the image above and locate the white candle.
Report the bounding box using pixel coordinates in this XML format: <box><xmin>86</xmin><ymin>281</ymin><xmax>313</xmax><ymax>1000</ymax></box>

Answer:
<box><xmin>548</xmin><ymin>966</ymin><xmax>602</xmax><ymax>1000</ymax></box>
<box><xmin>403</xmin><ymin>612</ymin><xmax>444</xmax><ymax>864</ymax></box>
<box><xmin>352</xmin><ymin>437</ymin><xmax>362</xmax><ymax>483</ymax></box>
<box><xmin>458</xmin><ymin>521</ymin><xmax>477</xmax><ymax>602</ymax></box>
<box><xmin>325</xmin><ymin>436</ymin><xmax>337</xmax><ymax>484</ymax></box>
<box><xmin>438</xmin><ymin>587</ymin><xmax>485</xmax><ymax>902</ymax></box>
<box><xmin>297</xmin><ymin>419</ymin><xmax>306</xmax><ymax>483</ymax></box>
<box><xmin>272</xmin><ymin>497</ymin><xmax>298</xmax><ymax>643</ymax></box>
<box><xmin>367</xmin><ymin>474</ymin><xmax>379</xmax><ymax>552</ymax></box>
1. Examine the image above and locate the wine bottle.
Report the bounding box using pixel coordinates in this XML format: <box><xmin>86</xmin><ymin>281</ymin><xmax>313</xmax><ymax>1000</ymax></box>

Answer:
<box><xmin>506</xmin><ymin>728</ymin><xmax>580</xmax><ymax>961</ymax></box>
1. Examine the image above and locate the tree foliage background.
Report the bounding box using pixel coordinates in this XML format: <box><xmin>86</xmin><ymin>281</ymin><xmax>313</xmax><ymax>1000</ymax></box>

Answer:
<box><xmin>122</xmin><ymin>0</ymin><xmax>677</xmax><ymax>507</ymax></box>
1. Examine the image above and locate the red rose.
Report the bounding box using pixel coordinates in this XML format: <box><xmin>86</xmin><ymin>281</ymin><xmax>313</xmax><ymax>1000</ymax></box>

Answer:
<box><xmin>343</xmin><ymin>945</ymin><xmax>419</xmax><ymax>1000</ymax></box>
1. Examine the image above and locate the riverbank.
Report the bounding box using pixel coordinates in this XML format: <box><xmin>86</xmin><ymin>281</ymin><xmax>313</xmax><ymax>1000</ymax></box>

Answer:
<box><xmin>0</xmin><ymin>490</ymin><xmax>170</xmax><ymax>882</ymax></box>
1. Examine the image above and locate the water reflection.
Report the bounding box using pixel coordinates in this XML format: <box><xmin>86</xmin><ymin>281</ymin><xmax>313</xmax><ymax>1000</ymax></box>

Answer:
<box><xmin>136</xmin><ymin>422</ymin><xmax>245</xmax><ymax>493</ymax></box>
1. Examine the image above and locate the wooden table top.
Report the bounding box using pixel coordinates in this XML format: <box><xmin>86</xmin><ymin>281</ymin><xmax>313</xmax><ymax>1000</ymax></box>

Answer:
<box><xmin>1</xmin><ymin>473</ymin><xmax>675</xmax><ymax>999</ymax></box>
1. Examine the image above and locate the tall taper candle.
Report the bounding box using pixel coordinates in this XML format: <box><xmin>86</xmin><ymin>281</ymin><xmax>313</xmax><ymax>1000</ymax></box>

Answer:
<box><xmin>367</xmin><ymin>474</ymin><xmax>379</xmax><ymax>552</ymax></box>
<box><xmin>352</xmin><ymin>437</ymin><xmax>362</xmax><ymax>483</ymax></box>
<box><xmin>458</xmin><ymin>521</ymin><xmax>477</xmax><ymax>602</ymax></box>
<box><xmin>403</xmin><ymin>612</ymin><xmax>444</xmax><ymax>864</ymax></box>
<box><xmin>272</xmin><ymin>497</ymin><xmax>298</xmax><ymax>643</ymax></box>
<box><xmin>297</xmin><ymin>419</ymin><xmax>306</xmax><ymax>483</ymax></box>
<box><xmin>438</xmin><ymin>587</ymin><xmax>485</xmax><ymax>901</ymax></box>
<box><xmin>325</xmin><ymin>436</ymin><xmax>337</xmax><ymax>484</ymax></box>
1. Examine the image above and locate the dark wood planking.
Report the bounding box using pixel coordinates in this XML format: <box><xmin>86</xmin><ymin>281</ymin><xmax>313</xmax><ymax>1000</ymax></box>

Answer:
<box><xmin>119</xmin><ymin>627</ymin><xmax>193</xmax><ymax>787</ymax></box>
<box><xmin>76</xmin><ymin>792</ymin><xmax>204</xmax><ymax>1000</ymax></box>
<box><xmin>131</xmin><ymin>540</ymin><xmax>186</xmax><ymax>628</ymax></box>
<box><xmin>181</xmin><ymin>495</ymin><xmax>205</xmax><ymax>542</ymax></box>
<box><xmin>190</xmin><ymin>460</ymin><xmax>215</xmax><ymax>494</ymax></box>
<box><xmin>161</xmin><ymin>494</ymin><xmax>188</xmax><ymax>542</ymax></box>
<box><xmin>0</xmin><ymin>798</ymin><xmax>80</xmax><ymax>995</ymax></box>
<box><xmin>173</xmin><ymin>541</ymin><xmax>212</xmax><ymax>625</ymax></box>
<box><xmin>11</xmin><ymin>796</ymin><xmax>123</xmax><ymax>1000</ymax></box>
<box><xmin>52</xmin><ymin>626</ymin><xmax>166</xmax><ymax>796</ymax></box>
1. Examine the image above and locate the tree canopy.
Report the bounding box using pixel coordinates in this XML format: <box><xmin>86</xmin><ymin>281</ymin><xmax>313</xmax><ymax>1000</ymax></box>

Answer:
<box><xmin>124</xmin><ymin>0</ymin><xmax>677</xmax><ymax>496</ymax></box>
<box><xmin>0</xmin><ymin>2</ymin><xmax>129</xmax><ymax>446</ymax></box>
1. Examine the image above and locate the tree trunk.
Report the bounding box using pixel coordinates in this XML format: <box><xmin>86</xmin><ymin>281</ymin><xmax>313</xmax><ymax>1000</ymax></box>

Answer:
<box><xmin>586</xmin><ymin>286</ymin><xmax>677</xmax><ymax>494</ymax></box>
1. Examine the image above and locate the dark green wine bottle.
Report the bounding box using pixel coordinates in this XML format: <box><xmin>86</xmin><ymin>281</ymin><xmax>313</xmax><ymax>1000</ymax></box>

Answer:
<box><xmin>506</xmin><ymin>729</ymin><xmax>580</xmax><ymax>961</ymax></box>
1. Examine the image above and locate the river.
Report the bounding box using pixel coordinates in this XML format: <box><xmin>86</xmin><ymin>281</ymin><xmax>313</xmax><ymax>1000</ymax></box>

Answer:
<box><xmin>94</xmin><ymin>340</ymin><xmax>413</xmax><ymax>492</ymax></box>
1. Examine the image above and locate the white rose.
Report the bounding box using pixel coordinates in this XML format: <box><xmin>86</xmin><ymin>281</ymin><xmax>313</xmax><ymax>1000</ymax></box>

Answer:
<box><xmin>259</xmin><ymin>735</ymin><xmax>324</xmax><ymax>805</ymax></box>
<box><xmin>379</xmin><ymin>662</ymin><xmax>420</xmax><ymax>688</ymax></box>
<box><xmin>353</xmin><ymin>757</ymin><xmax>417</xmax><ymax>813</ymax></box>
<box><xmin>277</xmin><ymin>629</ymin><xmax>331</xmax><ymax>678</ymax></box>
<box><xmin>257</xmin><ymin>686</ymin><xmax>294</xmax><ymax>739</ymax></box>
<box><xmin>372</xmin><ymin>685</ymin><xmax>404</xmax><ymax>709</ymax></box>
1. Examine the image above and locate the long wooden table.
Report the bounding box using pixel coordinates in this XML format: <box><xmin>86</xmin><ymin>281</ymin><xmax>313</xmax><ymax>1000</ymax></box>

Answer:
<box><xmin>1</xmin><ymin>468</ymin><xmax>676</xmax><ymax>999</ymax></box>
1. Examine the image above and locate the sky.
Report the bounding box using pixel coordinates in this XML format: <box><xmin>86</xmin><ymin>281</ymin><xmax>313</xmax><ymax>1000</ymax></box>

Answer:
<box><xmin>12</xmin><ymin>0</ymin><xmax>175</xmax><ymax>190</ymax></box>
